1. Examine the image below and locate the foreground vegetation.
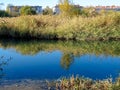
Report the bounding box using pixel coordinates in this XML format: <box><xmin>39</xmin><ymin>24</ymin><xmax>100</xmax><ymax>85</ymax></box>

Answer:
<box><xmin>0</xmin><ymin>76</ymin><xmax>120</xmax><ymax>90</ymax></box>
<box><xmin>52</xmin><ymin>76</ymin><xmax>120</xmax><ymax>90</ymax></box>
<box><xmin>0</xmin><ymin>12</ymin><xmax>120</xmax><ymax>41</ymax></box>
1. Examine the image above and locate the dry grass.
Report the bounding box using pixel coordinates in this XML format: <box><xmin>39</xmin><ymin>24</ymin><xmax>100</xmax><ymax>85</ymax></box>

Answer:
<box><xmin>0</xmin><ymin>13</ymin><xmax>120</xmax><ymax>40</ymax></box>
<box><xmin>55</xmin><ymin>76</ymin><xmax>120</xmax><ymax>90</ymax></box>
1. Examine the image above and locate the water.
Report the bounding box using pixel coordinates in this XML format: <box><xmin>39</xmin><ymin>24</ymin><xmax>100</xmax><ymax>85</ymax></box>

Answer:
<box><xmin>0</xmin><ymin>39</ymin><xmax>120</xmax><ymax>81</ymax></box>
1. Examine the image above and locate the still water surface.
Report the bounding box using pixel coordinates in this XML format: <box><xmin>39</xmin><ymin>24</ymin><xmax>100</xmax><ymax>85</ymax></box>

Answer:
<box><xmin>0</xmin><ymin>39</ymin><xmax>120</xmax><ymax>81</ymax></box>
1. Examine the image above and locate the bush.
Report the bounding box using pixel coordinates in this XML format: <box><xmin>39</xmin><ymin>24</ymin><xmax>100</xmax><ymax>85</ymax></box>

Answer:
<box><xmin>0</xmin><ymin>12</ymin><xmax>120</xmax><ymax>41</ymax></box>
<box><xmin>0</xmin><ymin>10</ymin><xmax>9</xmax><ymax>17</ymax></box>
<box><xmin>43</xmin><ymin>6</ymin><xmax>53</xmax><ymax>15</ymax></box>
<box><xmin>20</xmin><ymin>6</ymin><xmax>36</xmax><ymax>15</ymax></box>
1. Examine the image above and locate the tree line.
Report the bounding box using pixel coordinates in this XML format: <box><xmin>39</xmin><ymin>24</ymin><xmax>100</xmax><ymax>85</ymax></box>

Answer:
<box><xmin>0</xmin><ymin>0</ymin><xmax>117</xmax><ymax>17</ymax></box>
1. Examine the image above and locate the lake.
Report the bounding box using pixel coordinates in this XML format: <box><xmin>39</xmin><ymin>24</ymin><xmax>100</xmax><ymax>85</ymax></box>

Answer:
<box><xmin>0</xmin><ymin>39</ymin><xmax>120</xmax><ymax>81</ymax></box>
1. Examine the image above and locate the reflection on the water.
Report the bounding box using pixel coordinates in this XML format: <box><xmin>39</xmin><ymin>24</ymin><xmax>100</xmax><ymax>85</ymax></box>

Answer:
<box><xmin>0</xmin><ymin>56</ymin><xmax>11</xmax><ymax>79</ymax></box>
<box><xmin>0</xmin><ymin>39</ymin><xmax>120</xmax><ymax>57</ymax></box>
<box><xmin>0</xmin><ymin>39</ymin><xmax>120</xmax><ymax>70</ymax></box>
<box><xmin>0</xmin><ymin>39</ymin><xmax>120</xmax><ymax>80</ymax></box>
<box><xmin>61</xmin><ymin>53</ymin><xmax>74</xmax><ymax>69</ymax></box>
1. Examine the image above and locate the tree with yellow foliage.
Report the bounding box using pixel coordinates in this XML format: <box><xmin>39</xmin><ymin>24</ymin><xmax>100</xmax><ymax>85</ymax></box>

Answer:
<box><xmin>59</xmin><ymin>0</ymin><xmax>81</xmax><ymax>17</ymax></box>
<box><xmin>59</xmin><ymin>0</ymin><xmax>73</xmax><ymax>16</ymax></box>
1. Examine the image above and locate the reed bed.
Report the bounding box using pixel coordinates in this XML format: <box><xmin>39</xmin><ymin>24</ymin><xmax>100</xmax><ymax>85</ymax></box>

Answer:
<box><xmin>0</xmin><ymin>12</ymin><xmax>120</xmax><ymax>40</ymax></box>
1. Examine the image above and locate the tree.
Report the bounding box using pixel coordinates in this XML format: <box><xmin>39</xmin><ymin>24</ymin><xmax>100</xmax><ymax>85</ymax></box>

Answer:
<box><xmin>0</xmin><ymin>10</ymin><xmax>9</xmax><ymax>17</ymax></box>
<box><xmin>71</xmin><ymin>6</ymin><xmax>82</xmax><ymax>16</ymax></box>
<box><xmin>59</xmin><ymin>0</ymin><xmax>81</xmax><ymax>16</ymax></box>
<box><xmin>43</xmin><ymin>6</ymin><xmax>53</xmax><ymax>15</ymax></box>
<box><xmin>81</xmin><ymin>7</ymin><xmax>98</xmax><ymax>17</ymax></box>
<box><xmin>59</xmin><ymin>0</ymin><xmax>73</xmax><ymax>16</ymax></box>
<box><xmin>6</xmin><ymin>4</ymin><xmax>13</xmax><ymax>15</ymax></box>
<box><xmin>20</xmin><ymin>6</ymin><xmax>36</xmax><ymax>15</ymax></box>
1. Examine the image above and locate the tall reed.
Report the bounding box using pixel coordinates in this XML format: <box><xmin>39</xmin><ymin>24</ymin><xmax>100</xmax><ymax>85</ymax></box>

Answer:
<box><xmin>0</xmin><ymin>12</ymin><xmax>120</xmax><ymax>40</ymax></box>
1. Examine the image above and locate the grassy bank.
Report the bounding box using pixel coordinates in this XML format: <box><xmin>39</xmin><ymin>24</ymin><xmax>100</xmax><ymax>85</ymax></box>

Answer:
<box><xmin>0</xmin><ymin>76</ymin><xmax>120</xmax><ymax>90</ymax></box>
<box><xmin>0</xmin><ymin>12</ymin><xmax>120</xmax><ymax>41</ymax></box>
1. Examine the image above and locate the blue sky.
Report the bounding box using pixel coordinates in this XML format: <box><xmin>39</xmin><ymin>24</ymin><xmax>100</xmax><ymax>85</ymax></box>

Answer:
<box><xmin>0</xmin><ymin>0</ymin><xmax>120</xmax><ymax>10</ymax></box>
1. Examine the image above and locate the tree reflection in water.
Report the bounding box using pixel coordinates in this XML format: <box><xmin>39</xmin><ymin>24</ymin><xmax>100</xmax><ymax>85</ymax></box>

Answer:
<box><xmin>0</xmin><ymin>39</ymin><xmax>120</xmax><ymax>57</ymax></box>
<box><xmin>61</xmin><ymin>53</ymin><xmax>74</xmax><ymax>70</ymax></box>
<box><xmin>0</xmin><ymin>39</ymin><xmax>120</xmax><ymax>70</ymax></box>
<box><xmin>0</xmin><ymin>56</ymin><xmax>12</xmax><ymax>79</ymax></box>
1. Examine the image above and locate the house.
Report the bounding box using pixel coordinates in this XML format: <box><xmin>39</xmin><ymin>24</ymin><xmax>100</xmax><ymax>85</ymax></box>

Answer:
<box><xmin>31</xmin><ymin>6</ymin><xmax>43</xmax><ymax>14</ymax></box>
<box><xmin>7</xmin><ymin>5</ymin><xmax>42</xmax><ymax>16</ymax></box>
<box><xmin>95</xmin><ymin>6</ymin><xmax>120</xmax><ymax>12</ymax></box>
<box><xmin>53</xmin><ymin>5</ymin><xmax>60</xmax><ymax>14</ymax></box>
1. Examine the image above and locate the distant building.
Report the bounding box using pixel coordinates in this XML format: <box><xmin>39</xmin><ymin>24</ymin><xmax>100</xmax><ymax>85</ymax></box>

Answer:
<box><xmin>31</xmin><ymin>6</ymin><xmax>42</xmax><ymax>14</ymax></box>
<box><xmin>94</xmin><ymin>6</ymin><xmax>120</xmax><ymax>12</ymax></box>
<box><xmin>53</xmin><ymin>5</ymin><xmax>60</xmax><ymax>14</ymax></box>
<box><xmin>7</xmin><ymin>5</ymin><xmax>42</xmax><ymax>16</ymax></box>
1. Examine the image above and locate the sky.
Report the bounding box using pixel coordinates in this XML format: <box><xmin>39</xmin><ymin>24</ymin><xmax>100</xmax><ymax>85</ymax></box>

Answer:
<box><xmin>0</xmin><ymin>0</ymin><xmax>120</xmax><ymax>10</ymax></box>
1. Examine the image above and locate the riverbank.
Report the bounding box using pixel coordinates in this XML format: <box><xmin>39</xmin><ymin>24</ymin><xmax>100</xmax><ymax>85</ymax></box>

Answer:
<box><xmin>0</xmin><ymin>76</ymin><xmax>120</xmax><ymax>90</ymax></box>
<box><xmin>56</xmin><ymin>76</ymin><xmax>120</xmax><ymax>90</ymax></box>
<box><xmin>0</xmin><ymin>12</ymin><xmax>120</xmax><ymax>41</ymax></box>
<box><xmin>0</xmin><ymin>79</ymin><xmax>49</xmax><ymax>90</ymax></box>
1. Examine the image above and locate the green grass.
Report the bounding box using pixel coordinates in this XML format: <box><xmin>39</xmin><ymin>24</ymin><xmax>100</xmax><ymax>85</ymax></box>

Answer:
<box><xmin>0</xmin><ymin>12</ymin><xmax>120</xmax><ymax>41</ymax></box>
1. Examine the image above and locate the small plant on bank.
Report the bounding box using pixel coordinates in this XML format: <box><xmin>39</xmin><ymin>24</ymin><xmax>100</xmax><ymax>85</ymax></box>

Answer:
<box><xmin>55</xmin><ymin>76</ymin><xmax>120</xmax><ymax>90</ymax></box>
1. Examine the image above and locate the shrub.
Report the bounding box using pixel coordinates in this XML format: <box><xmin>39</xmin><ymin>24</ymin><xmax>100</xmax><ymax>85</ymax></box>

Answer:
<box><xmin>0</xmin><ymin>12</ymin><xmax>120</xmax><ymax>41</ymax></box>
<box><xmin>0</xmin><ymin>10</ymin><xmax>9</xmax><ymax>17</ymax></box>
<box><xmin>20</xmin><ymin>6</ymin><xmax>36</xmax><ymax>15</ymax></box>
